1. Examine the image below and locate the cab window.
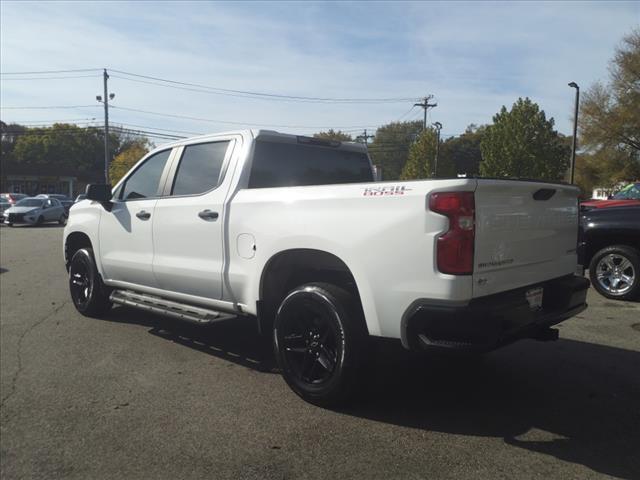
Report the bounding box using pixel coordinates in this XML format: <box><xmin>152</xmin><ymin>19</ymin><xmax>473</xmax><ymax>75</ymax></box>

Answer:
<box><xmin>120</xmin><ymin>149</ymin><xmax>172</xmax><ymax>200</ymax></box>
<box><xmin>170</xmin><ymin>141</ymin><xmax>230</xmax><ymax>196</ymax></box>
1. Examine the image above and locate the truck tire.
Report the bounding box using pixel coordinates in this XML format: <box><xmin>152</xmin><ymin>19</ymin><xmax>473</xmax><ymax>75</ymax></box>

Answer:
<box><xmin>589</xmin><ymin>245</ymin><xmax>640</xmax><ymax>301</ymax></box>
<box><xmin>273</xmin><ymin>282</ymin><xmax>366</xmax><ymax>407</ymax></box>
<box><xmin>69</xmin><ymin>248</ymin><xmax>112</xmax><ymax>317</ymax></box>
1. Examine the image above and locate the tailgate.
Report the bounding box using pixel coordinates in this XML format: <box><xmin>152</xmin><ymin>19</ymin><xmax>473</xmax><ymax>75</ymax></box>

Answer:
<box><xmin>473</xmin><ymin>180</ymin><xmax>579</xmax><ymax>298</ymax></box>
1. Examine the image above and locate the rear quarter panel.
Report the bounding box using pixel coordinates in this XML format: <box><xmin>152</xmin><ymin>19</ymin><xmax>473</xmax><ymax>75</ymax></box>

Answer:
<box><xmin>227</xmin><ymin>179</ymin><xmax>476</xmax><ymax>339</ymax></box>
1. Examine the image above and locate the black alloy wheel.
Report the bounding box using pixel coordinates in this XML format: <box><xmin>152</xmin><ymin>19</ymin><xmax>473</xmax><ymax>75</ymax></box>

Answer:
<box><xmin>274</xmin><ymin>283</ymin><xmax>365</xmax><ymax>407</ymax></box>
<box><xmin>69</xmin><ymin>248</ymin><xmax>111</xmax><ymax>316</ymax></box>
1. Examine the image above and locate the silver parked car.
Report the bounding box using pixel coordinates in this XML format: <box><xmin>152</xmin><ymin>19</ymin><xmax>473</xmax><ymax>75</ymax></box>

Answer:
<box><xmin>3</xmin><ymin>197</ymin><xmax>68</xmax><ymax>226</ymax></box>
<box><xmin>0</xmin><ymin>198</ymin><xmax>10</xmax><ymax>222</ymax></box>
<box><xmin>36</xmin><ymin>193</ymin><xmax>74</xmax><ymax>211</ymax></box>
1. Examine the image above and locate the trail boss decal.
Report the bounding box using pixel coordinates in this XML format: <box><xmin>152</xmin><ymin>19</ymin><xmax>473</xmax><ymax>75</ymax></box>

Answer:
<box><xmin>363</xmin><ymin>185</ymin><xmax>411</xmax><ymax>196</ymax></box>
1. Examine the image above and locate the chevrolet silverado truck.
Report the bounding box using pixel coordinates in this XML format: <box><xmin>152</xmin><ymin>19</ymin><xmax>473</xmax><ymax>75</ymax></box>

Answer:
<box><xmin>579</xmin><ymin>204</ymin><xmax>640</xmax><ymax>300</ymax></box>
<box><xmin>63</xmin><ymin>130</ymin><xmax>589</xmax><ymax>406</ymax></box>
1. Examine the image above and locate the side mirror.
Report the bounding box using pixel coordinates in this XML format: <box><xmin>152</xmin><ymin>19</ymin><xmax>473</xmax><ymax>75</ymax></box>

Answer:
<box><xmin>85</xmin><ymin>184</ymin><xmax>112</xmax><ymax>202</ymax></box>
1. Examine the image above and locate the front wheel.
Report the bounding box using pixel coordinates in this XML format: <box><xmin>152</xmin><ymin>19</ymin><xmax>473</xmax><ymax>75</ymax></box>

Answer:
<box><xmin>589</xmin><ymin>245</ymin><xmax>640</xmax><ymax>300</ymax></box>
<box><xmin>274</xmin><ymin>282</ymin><xmax>366</xmax><ymax>407</ymax></box>
<box><xmin>69</xmin><ymin>248</ymin><xmax>112</xmax><ymax>316</ymax></box>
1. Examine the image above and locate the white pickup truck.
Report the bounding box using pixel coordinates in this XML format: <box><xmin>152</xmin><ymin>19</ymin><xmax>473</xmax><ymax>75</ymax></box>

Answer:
<box><xmin>64</xmin><ymin>130</ymin><xmax>589</xmax><ymax>405</ymax></box>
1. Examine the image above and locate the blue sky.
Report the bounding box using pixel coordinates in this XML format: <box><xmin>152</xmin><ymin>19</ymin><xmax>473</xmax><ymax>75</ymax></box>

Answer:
<box><xmin>1</xmin><ymin>1</ymin><xmax>638</xmax><ymax>144</ymax></box>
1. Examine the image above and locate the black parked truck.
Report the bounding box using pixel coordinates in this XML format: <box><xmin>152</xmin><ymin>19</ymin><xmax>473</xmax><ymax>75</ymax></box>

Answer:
<box><xmin>578</xmin><ymin>205</ymin><xmax>640</xmax><ymax>300</ymax></box>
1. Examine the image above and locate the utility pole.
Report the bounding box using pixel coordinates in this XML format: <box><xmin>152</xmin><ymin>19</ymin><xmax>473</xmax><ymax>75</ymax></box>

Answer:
<box><xmin>414</xmin><ymin>95</ymin><xmax>437</xmax><ymax>130</ymax></box>
<box><xmin>96</xmin><ymin>69</ymin><xmax>115</xmax><ymax>184</ymax></box>
<box><xmin>433</xmin><ymin>121</ymin><xmax>442</xmax><ymax>177</ymax></box>
<box><xmin>356</xmin><ymin>129</ymin><xmax>374</xmax><ymax>148</ymax></box>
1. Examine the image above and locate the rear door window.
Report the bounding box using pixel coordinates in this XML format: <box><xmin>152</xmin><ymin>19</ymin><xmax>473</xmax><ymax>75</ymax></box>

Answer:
<box><xmin>171</xmin><ymin>141</ymin><xmax>230</xmax><ymax>196</ymax></box>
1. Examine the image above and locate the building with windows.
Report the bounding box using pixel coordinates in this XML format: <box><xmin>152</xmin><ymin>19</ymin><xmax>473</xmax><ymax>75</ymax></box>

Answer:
<box><xmin>0</xmin><ymin>162</ymin><xmax>82</xmax><ymax>197</ymax></box>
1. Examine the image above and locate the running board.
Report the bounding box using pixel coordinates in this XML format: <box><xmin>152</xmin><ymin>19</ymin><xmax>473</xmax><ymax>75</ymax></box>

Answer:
<box><xmin>110</xmin><ymin>290</ymin><xmax>236</xmax><ymax>324</ymax></box>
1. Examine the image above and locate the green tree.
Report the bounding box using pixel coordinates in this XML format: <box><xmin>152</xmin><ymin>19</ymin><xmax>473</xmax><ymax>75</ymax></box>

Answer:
<box><xmin>439</xmin><ymin>124</ymin><xmax>486</xmax><ymax>176</ymax></box>
<box><xmin>313</xmin><ymin>129</ymin><xmax>353</xmax><ymax>142</ymax></box>
<box><xmin>109</xmin><ymin>139</ymin><xmax>151</xmax><ymax>184</ymax></box>
<box><xmin>7</xmin><ymin>123</ymin><xmax>147</xmax><ymax>182</ymax></box>
<box><xmin>368</xmin><ymin>120</ymin><xmax>422</xmax><ymax>180</ymax></box>
<box><xmin>1</xmin><ymin>121</ymin><xmax>27</xmax><ymax>161</ymax></box>
<box><xmin>480</xmin><ymin>98</ymin><xmax>569</xmax><ymax>180</ymax></box>
<box><xmin>11</xmin><ymin>123</ymin><xmax>106</xmax><ymax>178</ymax></box>
<box><xmin>574</xmin><ymin>30</ymin><xmax>640</xmax><ymax>196</ymax></box>
<box><xmin>580</xmin><ymin>30</ymin><xmax>640</xmax><ymax>155</ymax></box>
<box><xmin>400</xmin><ymin>128</ymin><xmax>437</xmax><ymax>180</ymax></box>
<box><xmin>574</xmin><ymin>154</ymin><xmax>600</xmax><ymax>199</ymax></box>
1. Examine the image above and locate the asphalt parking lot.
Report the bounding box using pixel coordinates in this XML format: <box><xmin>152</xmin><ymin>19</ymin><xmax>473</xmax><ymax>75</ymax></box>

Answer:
<box><xmin>1</xmin><ymin>225</ymin><xmax>639</xmax><ymax>480</ymax></box>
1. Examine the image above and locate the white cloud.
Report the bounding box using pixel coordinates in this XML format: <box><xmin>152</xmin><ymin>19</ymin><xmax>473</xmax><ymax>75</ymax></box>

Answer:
<box><xmin>1</xmin><ymin>1</ymin><xmax>638</xmax><ymax>139</ymax></box>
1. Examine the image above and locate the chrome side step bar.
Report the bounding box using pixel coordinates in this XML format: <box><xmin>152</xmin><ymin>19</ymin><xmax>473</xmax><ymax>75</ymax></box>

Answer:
<box><xmin>110</xmin><ymin>290</ymin><xmax>236</xmax><ymax>324</ymax></box>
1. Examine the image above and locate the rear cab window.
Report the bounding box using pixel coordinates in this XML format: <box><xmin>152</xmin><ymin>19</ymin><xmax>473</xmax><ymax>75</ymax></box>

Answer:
<box><xmin>248</xmin><ymin>137</ymin><xmax>373</xmax><ymax>189</ymax></box>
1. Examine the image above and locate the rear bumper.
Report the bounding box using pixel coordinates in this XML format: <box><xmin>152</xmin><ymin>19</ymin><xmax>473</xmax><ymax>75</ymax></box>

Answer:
<box><xmin>401</xmin><ymin>274</ymin><xmax>590</xmax><ymax>352</ymax></box>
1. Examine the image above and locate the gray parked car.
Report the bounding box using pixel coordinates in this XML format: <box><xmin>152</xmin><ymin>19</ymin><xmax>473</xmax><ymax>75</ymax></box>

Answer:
<box><xmin>36</xmin><ymin>194</ymin><xmax>74</xmax><ymax>212</ymax></box>
<box><xmin>3</xmin><ymin>197</ymin><xmax>68</xmax><ymax>226</ymax></box>
<box><xmin>0</xmin><ymin>198</ymin><xmax>10</xmax><ymax>222</ymax></box>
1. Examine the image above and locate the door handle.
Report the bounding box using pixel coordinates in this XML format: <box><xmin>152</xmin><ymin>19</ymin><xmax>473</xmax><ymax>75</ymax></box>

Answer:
<box><xmin>198</xmin><ymin>209</ymin><xmax>219</xmax><ymax>221</ymax></box>
<box><xmin>136</xmin><ymin>210</ymin><xmax>151</xmax><ymax>220</ymax></box>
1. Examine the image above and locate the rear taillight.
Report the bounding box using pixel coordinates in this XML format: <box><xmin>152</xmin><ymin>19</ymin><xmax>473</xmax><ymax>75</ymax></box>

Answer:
<box><xmin>429</xmin><ymin>191</ymin><xmax>475</xmax><ymax>275</ymax></box>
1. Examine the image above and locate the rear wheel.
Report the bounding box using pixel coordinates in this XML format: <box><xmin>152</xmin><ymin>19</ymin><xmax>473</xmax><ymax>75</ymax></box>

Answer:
<box><xmin>36</xmin><ymin>215</ymin><xmax>44</xmax><ymax>226</ymax></box>
<box><xmin>69</xmin><ymin>248</ymin><xmax>112</xmax><ymax>316</ymax></box>
<box><xmin>58</xmin><ymin>214</ymin><xmax>67</xmax><ymax>225</ymax></box>
<box><xmin>589</xmin><ymin>245</ymin><xmax>640</xmax><ymax>300</ymax></box>
<box><xmin>274</xmin><ymin>282</ymin><xmax>366</xmax><ymax>407</ymax></box>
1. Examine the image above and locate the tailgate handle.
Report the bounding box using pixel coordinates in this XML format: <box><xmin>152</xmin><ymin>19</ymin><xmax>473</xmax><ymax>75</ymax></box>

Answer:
<box><xmin>533</xmin><ymin>188</ymin><xmax>556</xmax><ymax>201</ymax></box>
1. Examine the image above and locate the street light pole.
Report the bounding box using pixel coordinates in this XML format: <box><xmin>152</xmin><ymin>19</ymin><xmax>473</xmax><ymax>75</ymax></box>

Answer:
<box><xmin>103</xmin><ymin>69</ymin><xmax>110</xmax><ymax>184</ymax></box>
<box><xmin>568</xmin><ymin>82</ymin><xmax>580</xmax><ymax>184</ymax></box>
<box><xmin>433</xmin><ymin>121</ymin><xmax>442</xmax><ymax>177</ymax></box>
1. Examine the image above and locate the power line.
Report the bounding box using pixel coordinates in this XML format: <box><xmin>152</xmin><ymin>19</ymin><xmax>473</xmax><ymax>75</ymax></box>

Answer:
<box><xmin>109</xmin><ymin>69</ymin><xmax>419</xmax><ymax>104</ymax></box>
<box><xmin>395</xmin><ymin>105</ymin><xmax>417</xmax><ymax>122</ymax></box>
<box><xmin>110</xmin><ymin>126</ymin><xmax>184</xmax><ymax>140</ymax></box>
<box><xmin>110</xmin><ymin>104</ymin><xmax>383</xmax><ymax>130</ymax></box>
<box><xmin>1</xmin><ymin>104</ymin><xmax>385</xmax><ymax>130</ymax></box>
<box><xmin>1</xmin><ymin>117</ymin><xmax>97</xmax><ymax>124</ymax></box>
<box><xmin>0</xmin><ymin>68</ymin><xmax>102</xmax><ymax>75</ymax></box>
<box><xmin>111</xmin><ymin>73</ymin><xmax>418</xmax><ymax>104</ymax></box>
<box><xmin>111</xmin><ymin>122</ymin><xmax>202</xmax><ymax>136</ymax></box>
<box><xmin>0</xmin><ymin>75</ymin><xmax>101</xmax><ymax>81</ymax></box>
<box><xmin>1</xmin><ymin>105</ymin><xmax>99</xmax><ymax>110</ymax></box>
<box><xmin>5</xmin><ymin>124</ymin><xmax>183</xmax><ymax>141</ymax></box>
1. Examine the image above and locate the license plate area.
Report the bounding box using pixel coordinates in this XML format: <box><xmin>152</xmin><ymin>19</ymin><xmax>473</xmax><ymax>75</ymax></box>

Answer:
<box><xmin>526</xmin><ymin>287</ymin><xmax>544</xmax><ymax>310</ymax></box>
